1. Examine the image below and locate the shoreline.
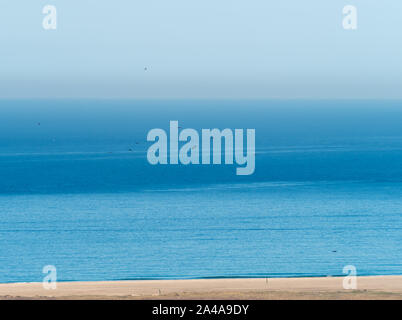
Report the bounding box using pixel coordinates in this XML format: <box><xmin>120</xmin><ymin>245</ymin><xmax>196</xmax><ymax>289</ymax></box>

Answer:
<box><xmin>1</xmin><ymin>275</ymin><xmax>402</xmax><ymax>300</ymax></box>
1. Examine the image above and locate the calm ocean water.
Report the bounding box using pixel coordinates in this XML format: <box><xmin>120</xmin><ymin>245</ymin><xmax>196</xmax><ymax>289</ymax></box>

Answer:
<box><xmin>0</xmin><ymin>100</ymin><xmax>402</xmax><ymax>283</ymax></box>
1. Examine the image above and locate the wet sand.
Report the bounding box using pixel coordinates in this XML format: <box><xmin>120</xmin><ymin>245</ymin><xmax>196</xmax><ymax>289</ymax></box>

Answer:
<box><xmin>1</xmin><ymin>276</ymin><xmax>402</xmax><ymax>300</ymax></box>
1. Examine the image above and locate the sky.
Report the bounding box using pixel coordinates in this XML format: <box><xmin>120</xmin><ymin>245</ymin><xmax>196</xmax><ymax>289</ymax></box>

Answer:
<box><xmin>0</xmin><ymin>0</ymin><xmax>401</xmax><ymax>99</ymax></box>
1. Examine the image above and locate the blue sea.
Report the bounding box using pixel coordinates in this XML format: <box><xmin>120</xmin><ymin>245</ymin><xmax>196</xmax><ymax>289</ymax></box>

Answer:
<box><xmin>0</xmin><ymin>100</ymin><xmax>402</xmax><ymax>283</ymax></box>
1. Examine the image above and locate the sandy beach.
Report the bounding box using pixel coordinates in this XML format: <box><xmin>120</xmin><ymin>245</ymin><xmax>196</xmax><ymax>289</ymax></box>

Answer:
<box><xmin>1</xmin><ymin>276</ymin><xmax>401</xmax><ymax>300</ymax></box>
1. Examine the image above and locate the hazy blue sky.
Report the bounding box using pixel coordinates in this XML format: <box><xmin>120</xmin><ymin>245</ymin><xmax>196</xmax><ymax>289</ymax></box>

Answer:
<box><xmin>0</xmin><ymin>0</ymin><xmax>401</xmax><ymax>98</ymax></box>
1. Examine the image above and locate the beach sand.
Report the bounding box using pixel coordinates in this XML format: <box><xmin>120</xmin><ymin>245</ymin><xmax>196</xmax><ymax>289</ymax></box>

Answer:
<box><xmin>1</xmin><ymin>276</ymin><xmax>402</xmax><ymax>300</ymax></box>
